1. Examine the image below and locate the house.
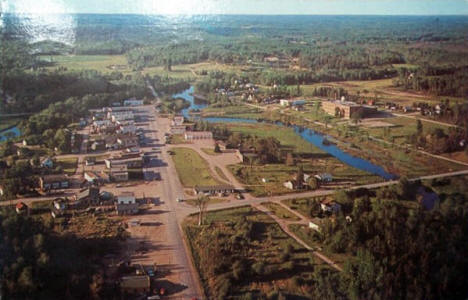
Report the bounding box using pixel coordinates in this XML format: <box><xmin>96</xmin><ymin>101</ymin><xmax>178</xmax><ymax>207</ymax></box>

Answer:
<box><xmin>39</xmin><ymin>175</ymin><xmax>70</xmax><ymax>191</ymax></box>
<box><xmin>194</xmin><ymin>185</ymin><xmax>236</xmax><ymax>196</ymax></box>
<box><xmin>105</xmin><ymin>157</ymin><xmax>142</xmax><ymax>169</ymax></box>
<box><xmin>109</xmin><ymin>166</ymin><xmax>129</xmax><ymax>182</ymax></box>
<box><xmin>111</xmin><ymin>111</ymin><xmax>134</xmax><ymax>123</ymax></box>
<box><xmin>53</xmin><ymin>198</ymin><xmax>67</xmax><ymax>211</ymax></box>
<box><xmin>117</xmin><ymin>192</ymin><xmax>136</xmax><ymax>204</ymax></box>
<box><xmin>75</xmin><ymin>187</ymin><xmax>100</xmax><ymax>205</ymax></box>
<box><xmin>85</xmin><ymin>157</ymin><xmax>96</xmax><ymax>166</ymax></box>
<box><xmin>90</xmin><ymin>139</ymin><xmax>106</xmax><ymax>151</ymax></box>
<box><xmin>315</xmin><ymin>173</ymin><xmax>333</xmax><ymax>183</ymax></box>
<box><xmin>280</xmin><ymin>99</ymin><xmax>291</xmax><ymax>106</ymax></box>
<box><xmin>170</xmin><ymin>125</ymin><xmax>187</xmax><ymax>135</ymax></box>
<box><xmin>172</xmin><ymin>115</ymin><xmax>185</xmax><ymax>126</ymax></box>
<box><xmin>123</xmin><ymin>99</ymin><xmax>144</xmax><ymax>106</ymax></box>
<box><xmin>184</xmin><ymin>131</ymin><xmax>213</xmax><ymax>141</ymax></box>
<box><xmin>51</xmin><ymin>198</ymin><xmax>67</xmax><ymax>218</ymax></box>
<box><xmin>84</xmin><ymin>172</ymin><xmax>99</xmax><ymax>183</ymax></box>
<box><xmin>117</xmin><ymin>136</ymin><xmax>139</xmax><ymax>148</ymax></box>
<box><xmin>15</xmin><ymin>202</ymin><xmax>28</xmax><ymax>214</ymax></box>
<box><xmin>120</xmin><ymin>275</ymin><xmax>150</xmax><ymax>294</ymax></box>
<box><xmin>320</xmin><ymin>199</ymin><xmax>341</xmax><ymax>214</ymax></box>
<box><xmin>308</xmin><ymin>218</ymin><xmax>323</xmax><ymax>232</ymax></box>
<box><xmin>40</xmin><ymin>157</ymin><xmax>54</xmax><ymax>169</ymax></box>
<box><xmin>417</xmin><ymin>186</ymin><xmax>440</xmax><ymax>211</ymax></box>
<box><xmin>283</xmin><ymin>180</ymin><xmax>297</xmax><ymax>190</ymax></box>
<box><xmin>116</xmin><ymin>202</ymin><xmax>139</xmax><ymax>215</ymax></box>
<box><xmin>118</xmin><ymin>124</ymin><xmax>137</xmax><ymax>135</ymax></box>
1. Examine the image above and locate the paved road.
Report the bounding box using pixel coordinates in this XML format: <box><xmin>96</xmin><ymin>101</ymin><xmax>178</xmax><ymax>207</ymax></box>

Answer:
<box><xmin>135</xmin><ymin>106</ymin><xmax>204</xmax><ymax>299</ymax></box>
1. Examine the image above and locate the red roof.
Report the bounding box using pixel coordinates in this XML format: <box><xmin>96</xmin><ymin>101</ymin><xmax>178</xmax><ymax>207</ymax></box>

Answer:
<box><xmin>16</xmin><ymin>202</ymin><xmax>27</xmax><ymax>210</ymax></box>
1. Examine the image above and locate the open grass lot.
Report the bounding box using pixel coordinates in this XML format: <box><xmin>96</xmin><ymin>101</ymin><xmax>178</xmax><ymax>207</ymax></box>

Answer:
<box><xmin>185</xmin><ymin>197</ymin><xmax>228</xmax><ymax>206</ymax></box>
<box><xmin>215</xmin><ymin>166</ymin><xmax>229</xmax><ymax>182</ymax></box>
<box><xmin>171</xmin><ymin>147</ymin><xmax>222</xmax><ymax>187</ymax></box>
<box><xmin>225</xmin><ymin>123</ymin><xmax>325</xmax><ymax>154</ymax></box>
<box><xmin>202</xmin><ymin>104</ymin><xmax>263</xmax><ymax>117</ymax></box>
<box><xmin>184</xmin><ymin>206</ymin><xmax>336</xmax><ymax>299</ymax></box>
<box><xmin>260</xmin><ymin>202</ymin><xmax>301</xmax><ymax>221</ymax></box>
<box><xmin>201</xmin><ymin>148</ymin><xmax>220</xmax><ymax>156</ymax></box>
<box><xmin>365</xmin><ymin>116</ymin><xmax>450</xmax><ymax>144</ymax></box>
<box><xmin>56</xmin><ymin>157</ymin><xmax>78</xmax><ymax>175</ymax></box>
<box><xmin>0</xmin><ymin>117</ymin><xmax>23</xmax><ymax>131</ymax></box>
<box><xmin>229</xmin><ymin>159</ymin><xmax>382</xmax><ymax>197</ymax></box>
<box><xmin>39</xmin><ymin>55</ymin><xmax>132</xmax><ymax>74</ymax></box>
<box><xmin>168</xmin><ymin>134</ymin><xmax>190</xmax><ymax>144</ymax></box>
<box><xmin>142</xmin><ymin>61</ymin><xmax>243</xmax><ymax>79</ymax></box>
<box><xmin>298</xmin><ymin>78</ymin><xmax>465</xmax><ymax>105</ymax></box>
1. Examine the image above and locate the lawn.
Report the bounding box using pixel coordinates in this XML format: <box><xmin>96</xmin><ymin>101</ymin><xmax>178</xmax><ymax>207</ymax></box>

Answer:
<box><xmin>214</xmin><ymin>166</ymin><xmax>229</xmax><ymax>182</ymax></box>
<box><xmin>171</xmin><ymin>147</ymin><xmax>222</xmax><ymax>187</ymax></box>
<box><xmin>39</xmin><ymin>55</ymin><xmax>131</xmax><ymax>74</ymax></box>
<box><xmin>225</xmin><ymin>123</ymin><xmax>325</xmax><ymax>154</ymax></box>
<box><xmin>0</xmin><ymin>117</ymin><xmax>23</xmax><ymax>131</ymax></box>
<box><xmin>168</xmin><ymin>134</ymin><xmax>190</xmax><ymax>144</ymax></box>
<box><xmin>56</xmin><ymin>157</ymin><xmax>78</xmax><ymax>175</ymax></box>
<box><xmin>260</xmin><ymin>202</ymin><xmax>301</xmax><ymax>221</ymax></box>
<box><xmin>298</xmin><ymin>78</ymin><xmax>465</xmax><ymax>105</ymax></box>
<box><xmin>184</xmin><ymin>206</ymin><xmax>335</xmax><ymax>299</ymax></box>
<box><xmin>201</xmin><ymin>148</ymin><xmax>220</xmax><ymax>156</ymax></box>
<box><xmin>185</xmin><ymin>197</ymin><xmax>228</xmax><ymax>207</ymax></box>
<box><xmin>229</xmin><ymin>158</ymin><xmax>382</xmax><ymax>197</ymax></box>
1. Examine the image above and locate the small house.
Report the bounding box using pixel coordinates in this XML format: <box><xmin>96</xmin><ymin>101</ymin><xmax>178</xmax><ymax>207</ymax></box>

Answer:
<box><xmin>16</xmin><ymin>202</ymin><xmax>28</xmax><ymax>214</ymax></box>
<box><xmin>117</xmin><ymin>192</ymin><xmax>136</xmax><ymax>204</ymax></box>
<box><xmin>115</xmin><ymin>203</ymin><xmax>139</xmax><ymax>215</ymax></box>
<box><xmin>109</xmin><ymin>166</ymin><xmax>129</xmax><ymax>182</ymax></box>
<box><xmin>320</xmin><ymin>199</ymin><xmax>341</xmax><ymax>214</ymax></box>
<box><xmin>75</xmin><ymin>187</ymin><xmax>100</xmax><ymax>205</ymax></box>
<box><xmin>39</xmin><ymin>175</ymin><xmax>70</xmax><ymax>191</ymax></box>
<box><xmin>184</xmin><ymin>131</ymin><xmax>213</xmax><ymax>141</ymax></box>
<box><xmin>315</xmin><ymin>173</ymin><xmax>333</xmax><ymax>183</ymax></box>
<box><xmin>194</xmin><ymin>185</ymin><xmax>236</xmax><ymax>196</ymax></box>
<box><xmin>85</xmin><ymin>157</ymin><xmax>96</xmax><ymax>166</ymax></box>
<box><xmin>40</xmin><ymin>157</ymin><xmax>54</xmax><ymax>169</ymax></box>
<box><xmin>120</xmin><ymin>275</ymin><xmax>150</xmax><ymax>294</ymax></box>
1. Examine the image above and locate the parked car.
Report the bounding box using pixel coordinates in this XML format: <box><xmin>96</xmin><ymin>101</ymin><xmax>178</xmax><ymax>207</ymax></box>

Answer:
<box><xmin>176</xmin><ymin>198</ymin><xmax>183</xmax><ymax>202</ymax></box>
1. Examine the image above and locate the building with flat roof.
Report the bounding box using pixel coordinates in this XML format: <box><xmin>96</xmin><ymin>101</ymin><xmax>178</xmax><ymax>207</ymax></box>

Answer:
<box><xmin>321</xmin><ymin>100</ymin><xmax>377</xmax><ymax>119</ymax></box>
<box><xmin>184</xmin><ymin>131</ymin><xmax>213</xmax><ymax>141</ymax></box>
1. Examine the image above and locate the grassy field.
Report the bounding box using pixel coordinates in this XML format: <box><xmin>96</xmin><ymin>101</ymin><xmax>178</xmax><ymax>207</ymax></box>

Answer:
<box><xmin>225</xmin><ymin>123</ymin><xmax>325</xmax><ymax>154</ymax></box>
<box><xmin>261</xmin><ymin>202</ymin><xmax>301</xmax><ymax>221</ymax></box>
<box><xmin>184</xmin><ymin>206</ymin><xmax>335</xmax><ymax>299</ymax></box>
<box><xmin>39</xmin><ymin>55</ymin><xmax>132</xmax><ymax>74</ymax></box>
<box><xmin>171</xmin><ymin>147</ymin><xmax>222</xmax><ymax>187</ymax></box>
<box><xmin>56</xmin><ymin>157</ymin><xmax>78</xmax><ymax>175</ymax></box>
<box><xmin>229</xmin><ymin>158</ymin><xmax>382</xmax><ymax>197</ymax></box>
<box><xmin>0</xmin><ymin>117</ymin><xmax>23</xmax><ymax>131</ymax></box>
<box><xmin>214</xmin><ymin>166</ymin><xmax>229</xmax><ymax>182</ymax></box>
<box><xmin>201</xmin><ymin>148</ymin><xmax>220</xmax><ymax>156</ymax></box>
<box><xmin>298</xmin><ymin>78</ymin><xmax>465</xmax><ymax>105</ymax></box>
<box><xmin>168</xmin><ymin>134</ymin><xmax>190</xmax><ymax>144</ymax></box>
<box><xmin>365</xmin><ymin>116</ymin><xmax>452</xmax><ymax>145</ymax></box>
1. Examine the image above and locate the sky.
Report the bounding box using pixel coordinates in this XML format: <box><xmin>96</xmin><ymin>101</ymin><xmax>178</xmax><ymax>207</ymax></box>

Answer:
<box><xmin>2</xmin><ymin>0</ymin><xmax>468</xmax><ymax>15</ymax></box>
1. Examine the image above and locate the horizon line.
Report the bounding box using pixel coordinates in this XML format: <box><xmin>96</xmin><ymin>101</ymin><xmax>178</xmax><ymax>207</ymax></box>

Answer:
<box><xmin>3</xmin><ymin>12</ymin><xmax>468</xmax><ymax>17</ymax></box>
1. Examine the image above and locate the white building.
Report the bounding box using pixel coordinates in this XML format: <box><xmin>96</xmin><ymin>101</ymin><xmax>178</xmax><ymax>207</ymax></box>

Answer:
<box><xmin>117</xmin><ymin>192</ymin><xmax>136</xmax><ymax>204</ymax></box>
<box><xmin>184</xmin><ymin>131</ymin><xmax>213</xmax><ymax>141</ymax></box>
<box><xmin>124</xmin><ymin>99</ymin><xmax>144</xmax><ymax>106</ymax></box>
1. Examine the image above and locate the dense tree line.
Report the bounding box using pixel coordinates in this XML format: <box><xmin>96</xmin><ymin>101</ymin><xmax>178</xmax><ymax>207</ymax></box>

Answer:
<box><xmin>0</xmin><ymin>208</ymin><xmax>122</xmax><ymax>299</ymax></box>
<box><xmin>308</xmin><ymin>181</ymin><xmax>468</xmax><ymax>300</ymax></box>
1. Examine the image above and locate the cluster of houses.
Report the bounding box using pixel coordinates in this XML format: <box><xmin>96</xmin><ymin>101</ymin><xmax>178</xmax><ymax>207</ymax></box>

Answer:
<box><xmin>14</xmin><ymin>189</ymin><xmax>140</xmax><ymax>218</ymax></box>
<box><xmin>283</xmin><ymin>173</ymin><xmax>333</xmax><ymax>190</ymax></box>
<box><xmin>168</xmin><ymin>115</ymin><xmax>214</xmax><ymax>142</ymax></box>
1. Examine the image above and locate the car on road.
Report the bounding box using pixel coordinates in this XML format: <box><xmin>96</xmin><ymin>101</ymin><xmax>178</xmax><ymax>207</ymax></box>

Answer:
<box><xmin>176</xmin><ymin>197</ymin><xmax>184</xmax><ymax>202</ymax></box>
<box><xmin>236</xmin><ymin>193</ymin><xmax>244</xmax><ymax>200</ymax></box>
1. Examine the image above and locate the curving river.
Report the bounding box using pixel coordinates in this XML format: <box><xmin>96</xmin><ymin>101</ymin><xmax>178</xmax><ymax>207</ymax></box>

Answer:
<box><xmin>175</xmin><ymin>86</ymin><xmax>397</xmax><ymax>180</ymax></box>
